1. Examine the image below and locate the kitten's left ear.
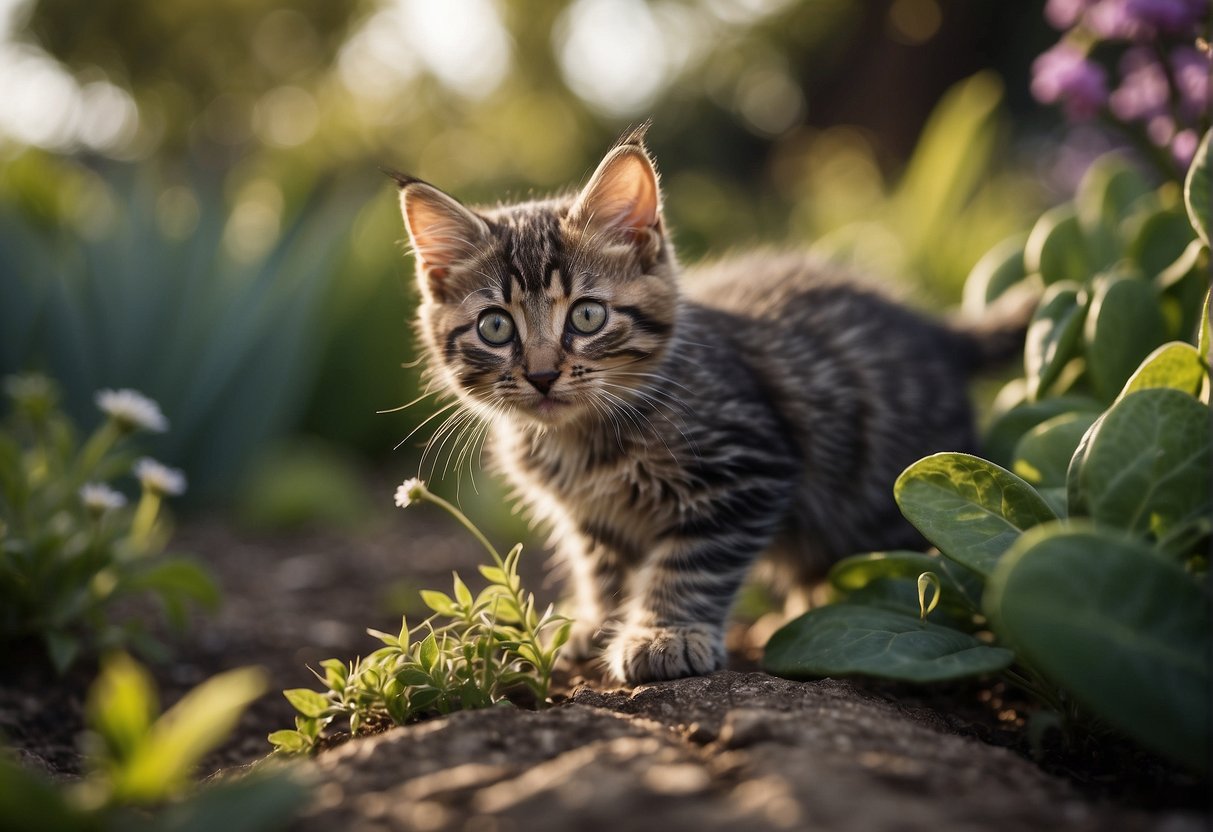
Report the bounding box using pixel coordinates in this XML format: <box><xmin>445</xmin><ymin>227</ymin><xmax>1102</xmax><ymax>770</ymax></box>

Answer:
<box><xmin>568</xmin><ymin>136</ymin><xmax>663</xmax><ymax>257</ymax></box>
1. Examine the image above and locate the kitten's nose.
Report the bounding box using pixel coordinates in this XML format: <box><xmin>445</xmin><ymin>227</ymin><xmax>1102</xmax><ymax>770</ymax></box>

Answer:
<box><xmin>524</xmin><ymin>369</ymin><xmax>561</xmax><ymax>395</ymax></box>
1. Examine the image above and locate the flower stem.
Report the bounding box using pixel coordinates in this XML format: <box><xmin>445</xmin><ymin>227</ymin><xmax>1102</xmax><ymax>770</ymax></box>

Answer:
<box><xmin>129</xmin><ymin>490</ymin><xmax>161</xmax><ymax>554</ymax></box>
<box><xmin>418</xmin><ymin>488</ymin><xmax>504</xmax><ymax>567</ymax></box>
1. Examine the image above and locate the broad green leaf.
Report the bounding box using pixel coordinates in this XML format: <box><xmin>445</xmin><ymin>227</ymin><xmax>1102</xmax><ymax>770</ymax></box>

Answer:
<box><xmin>1083</xmin><ymin>274</ymin><xmax>1168</xmax><ymax>401</ymax></box>
<box><xmin>1076</xmin><ymin>154</ymin><xmax>1152</xmax><ymax>265</ymax></box>
<box><xmin>1076</xmin><ymin>388</ymin><xmax>1210</xmax><ymax>542</ymax></box>
<box><xmin>1025</xmin><ymin>282</ymin><xmax>1087</xmax><ymax>401</ymax></box>
<box><xmin>961</xmin><ymin>234</ymin><xmax>1028</xmax><ymax>316</ymax></box>
<box><xmin>126</xmin><ymin>558</ymin><xmax>220</xmax><ymax>609</ymax></box>
<box><xmin>1011</xmin><ymin>412</ymin><xmax>1099</xmax><ymax>489</ymax></box>
<box><xmin>1129</xmin><ymin>206</ymin><xmax>1196</xmax><ymax>279</ymax></box>
<box><xmin>1118</xmin><ymin>342</ymin><xmax>1205</xmax><ymax>400</ymax></box>
<box><xmin>114</xmin><ymin>666</ymin><xmax>267</xmax><ymax>803</ymax></box>
<box><xmin>418</xmin><ymin>633</ymin><xmax>439</xmax><ymax>671</ymax></box>
<box><xmin>1155</xmin><ymin>241</ymin><xmax>1209</xmax><ymax>346</ymax></box>
<box><xmin>1184</xmin><ymin>128</ymin><xmax>1210</xmax><ymax>245</ymax></box>
<box><xmin>982</xmin><ymin>394</ymin><xmax>1102</xmax><ymax>468</ymax></box>
<box><xmin>87</xmin><ymin>653</ymin><xmax>158</xmax><ymax>766</ymax></box>
<box><xmin>1025</xmin><ymin>205</ymin><xmax>1092</xmax><ymax>285</ymax></box>
<box><xmin>283</xmin><ymin>688</ymin><xmax>329</xmax><ymax>718</ymax></box>
<box><xmin>895</xmin><ymin>453</ymin><xmax>1058</xmax><ymax>577</ymax></box>
<box><xmin>986</xmin><ymin>525</ymin><xmax>1210</xmax><ymax>773</ymax></box>
<box><xmin>763</xmin><ymin>605</ymin><xmax>1013</xmax><ymax>683</ymax></box>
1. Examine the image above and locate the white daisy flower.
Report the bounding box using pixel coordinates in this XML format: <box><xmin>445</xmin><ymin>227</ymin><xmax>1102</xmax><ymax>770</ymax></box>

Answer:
<box><xmin>134</xmin><ymin>458</ymin><xmax>187</xmax><ymax>497</ymax></box>
<box><xmin>95</xmin><ymin>389</ymin><xmax>169</xmax><ymax>433</ymax></box>
<box><xmin>79</xmin><ymin>483</ymin><xmax>128</xmax><ymax>513</ymax></box>
<box><xmin>394</xmin><ymin>478</ymin><xmax>426</xmax><ymax>508</ymax></box>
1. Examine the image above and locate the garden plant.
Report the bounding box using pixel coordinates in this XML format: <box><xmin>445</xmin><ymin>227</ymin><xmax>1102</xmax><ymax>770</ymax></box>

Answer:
<box><xmin>0</xmin><ymin>376</ymin><xmax>216</xmax><ymax>671</ymax></box>
<box><xmin>764</xmin><ymin>128</ymin><xmax>1212</xmax><ymax>775</ymax></box>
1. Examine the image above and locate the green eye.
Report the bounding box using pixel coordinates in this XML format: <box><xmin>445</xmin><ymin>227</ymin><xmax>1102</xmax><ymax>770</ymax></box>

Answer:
<box><xmin>477</xmin><ymin>309</ymin><xmax>515</xmax><ymax>345</ymax></box>
<box><xmin>569</xmin><ymin>300</ymin><xmax>607</xmax><ymax>334</ymax></box>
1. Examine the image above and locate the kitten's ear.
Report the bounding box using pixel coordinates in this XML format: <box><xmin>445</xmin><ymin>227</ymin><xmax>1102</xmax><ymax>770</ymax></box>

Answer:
<box><xmin>568</xmin><ymin>138</ymin><xmax>663</xmax><ymax>255</ymax></box>
<box><xmin>394</xmin><ymin>175</ymin><xmax>489</xmax><ymax>297</ymax></box>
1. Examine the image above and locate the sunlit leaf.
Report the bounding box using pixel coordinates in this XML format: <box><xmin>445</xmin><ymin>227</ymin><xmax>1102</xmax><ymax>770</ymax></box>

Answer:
<box><xmin>1011</xmin><ymin>411</ymin><xmax>1098</xmax><ymax>489</ymax></box>
<box><xmin>895</xmin><ymin>453</ymin><xmax>1057</xmax><ymax>577</ymax></box>
<box><xmin>1024</xmin><ymin>281</ymin><xmax>1086</xmax><ymax>401</ymax></box>
<box><xmin>1184</xmin><ymin>128</ymin><xmax>1211</xmax><ymax>245</ymax></box>
<box><xmin>1084</xmin><ymin>273</ymin><xmax>1169</xmax><ymax>401</ymax></box>
<box><xmin>283</xmin><ymin>688</ymin><xmax>329</xmax><ymax>719</ymax></box>
<box><xmin>1117</xmin><ymin>341</ymin><xmax>1205</xmax><ymax>400</ymax></box>
<box><xmin>1025</xmin><ymin>205</ymin><xmax>1092</xmax><ymax>285</ymax></box>
<box><xmin>86</xmin><ymin>653</ymin><xmax>158</xmax><ymax>767</ymax></box>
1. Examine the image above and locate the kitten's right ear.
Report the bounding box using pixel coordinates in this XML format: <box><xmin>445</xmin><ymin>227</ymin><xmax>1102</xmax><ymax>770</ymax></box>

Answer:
<box><xmin>393</xmin><ymin>175</ymin><xmax>488</xmax><ymax>297</ymax></box>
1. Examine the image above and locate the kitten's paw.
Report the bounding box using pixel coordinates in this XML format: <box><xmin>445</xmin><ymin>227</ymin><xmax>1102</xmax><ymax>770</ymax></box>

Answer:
<box><xmin>606</xmin><ymin>624</ymin><xmax>725</xmax><ymax>684</ymax></box>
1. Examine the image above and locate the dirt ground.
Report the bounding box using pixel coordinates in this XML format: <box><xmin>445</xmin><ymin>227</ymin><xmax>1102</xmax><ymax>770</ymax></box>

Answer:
<box><xmin>1</xmin><ymin>502</ymin><xmax>1208</xmax><ymax>831</ymax></box>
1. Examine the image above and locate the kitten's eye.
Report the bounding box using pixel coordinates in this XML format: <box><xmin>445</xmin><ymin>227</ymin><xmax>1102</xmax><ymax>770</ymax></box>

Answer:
<box><xmin>477</xmin><ymin>309</ymin><xmax>515</xmax><ymax>345</ymax></box>
<box><xmin>568</xmin><ymin>300</ymin><xmax>607</xmax><ymax>334</ymax></box>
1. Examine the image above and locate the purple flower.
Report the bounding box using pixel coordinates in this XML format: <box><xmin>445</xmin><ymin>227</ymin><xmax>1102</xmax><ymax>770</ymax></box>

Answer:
<box><xmin>1172</xmin><ymin>129</ymin><xmax>1198</xmax><ymax>167</ymax></box>
<box><xmin>1084</xmin><ymin>0</ymin><xmax>1152</xmax><ymax>39</ymax></box>
<box><xmin>1045</xmin><ymin>0</ymin><xmax>1096</xmax><ymax>29</ymax></box>
<box><xmin>1124</xmin><ymin>0</ymin><xmax>1205</xmax><ymax>32</ymax></box>
<box><xmin>1172</xmin><ymin>47</ymin><xmax>1211</xmax><ymax>121</ymax></box>
<box><xmin>1109</xmin><ymin>47</ymin><xmax>1169</xmax><ymax>121</ymax></box>
<box><xmin>1032</xmin><ymin>43</ymin><xmax>1110</xmax><ymax>120</ymax></box>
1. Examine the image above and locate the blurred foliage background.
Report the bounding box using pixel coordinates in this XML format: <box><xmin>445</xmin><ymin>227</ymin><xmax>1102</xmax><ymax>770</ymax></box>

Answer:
<box><xmin>0</xmin><ymin>0</ymin><xmax>1066</xmax><ymax>522</ymax></box>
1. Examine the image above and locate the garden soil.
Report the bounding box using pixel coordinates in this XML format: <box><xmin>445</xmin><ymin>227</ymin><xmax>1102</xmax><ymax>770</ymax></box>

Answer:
<box><xmin>2</xmin><ymin>503</ymin><xmax>1208</xmax><ymax>831</ymax></box>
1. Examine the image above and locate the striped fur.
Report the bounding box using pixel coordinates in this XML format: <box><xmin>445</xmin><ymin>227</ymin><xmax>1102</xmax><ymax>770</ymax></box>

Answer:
<box><xmin>395</xmin><ymin>129</ymin><xmax>1022</xmax><ymax>684</ymax></box>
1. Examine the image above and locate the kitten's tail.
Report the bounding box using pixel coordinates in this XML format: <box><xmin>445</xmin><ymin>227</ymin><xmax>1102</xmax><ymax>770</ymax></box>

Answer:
<box><xmin>949</xmin><ymin>281</ymin><xmax>1040</xmax><ymax>373</ymax></box>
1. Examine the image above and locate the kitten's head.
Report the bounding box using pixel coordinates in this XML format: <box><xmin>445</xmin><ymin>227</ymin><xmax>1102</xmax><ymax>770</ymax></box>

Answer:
<box><xmin>397</xmin><ymin>127</ymin><xmax>679</xmax><ymax>428</ymax></box>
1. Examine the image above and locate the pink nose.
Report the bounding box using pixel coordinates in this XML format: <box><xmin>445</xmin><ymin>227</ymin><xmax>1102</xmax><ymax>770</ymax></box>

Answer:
<box><xmin>524</xmin><ymin>370</ymin><xmax>560</xmax><ymax>395</ymax></box>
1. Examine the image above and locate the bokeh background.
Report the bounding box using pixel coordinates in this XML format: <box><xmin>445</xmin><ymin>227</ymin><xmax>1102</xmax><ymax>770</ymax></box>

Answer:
<box><xmin>0</xmin><ymin>0</ymin><xmax>1068</xmax><ymax>530</ymax></box>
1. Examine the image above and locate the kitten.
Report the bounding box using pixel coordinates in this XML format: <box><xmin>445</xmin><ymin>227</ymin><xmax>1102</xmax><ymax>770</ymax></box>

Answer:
<box><xmin>392</xmin><ymin>125</ymin><xmax>1025</xmax><ymax>684</ymax></box>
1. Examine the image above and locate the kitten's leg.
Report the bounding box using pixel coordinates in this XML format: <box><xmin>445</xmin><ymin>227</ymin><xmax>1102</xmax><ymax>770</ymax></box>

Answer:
<box><xmin>560</xmin><ymin>536</ymin><xmax>629</xmax><ymax>663</ymax></box>
<box><xmin>605</xmin><ymin>493</ymin><xmax>790</xmax><ymax>684</ymax></box>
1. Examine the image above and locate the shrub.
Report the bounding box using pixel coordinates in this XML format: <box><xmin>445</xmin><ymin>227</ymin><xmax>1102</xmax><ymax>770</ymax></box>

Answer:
<box><xmin>0</xmin><ymin>375</ymin><xmax>216</xmax><ymax>671</ymax></box>
<box><xmin>764</xmin><ymin>136</ymin><xmax>1211</xmax><ymax>774</ymax></box>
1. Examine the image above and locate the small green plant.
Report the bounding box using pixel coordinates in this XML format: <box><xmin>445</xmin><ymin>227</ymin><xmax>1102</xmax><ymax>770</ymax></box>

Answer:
<box><xmin>0</xmin><ymin>653</ymin><xmax>305</xmax><ymax>832</ymax></box>
<box><xmin>0</xmin><ymin>375</ymin><xmax>217</xmax><ymax>671</ymax></box>
<box><xmin>268</xmin><ymin>478</ymin><xmax>571</xmax><ymax>756</ymax></box>
<box><xmin>765</xmin><ymin>136</ymin><xmax>1211</xmax><ymax>774</ymax></box>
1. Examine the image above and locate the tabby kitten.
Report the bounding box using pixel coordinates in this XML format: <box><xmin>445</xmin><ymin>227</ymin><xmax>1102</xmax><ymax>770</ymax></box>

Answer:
<box><xmin>393</xmin><ymin>126</ymin><xmax>1023</xmax><ymax>684</ymax></box>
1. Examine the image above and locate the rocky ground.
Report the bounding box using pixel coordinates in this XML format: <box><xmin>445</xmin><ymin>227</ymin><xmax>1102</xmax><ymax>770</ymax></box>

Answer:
<box><xmin>2</xmin><ymin>506</ymin><xmax>1209</xmax><ymax>831</ymax></box>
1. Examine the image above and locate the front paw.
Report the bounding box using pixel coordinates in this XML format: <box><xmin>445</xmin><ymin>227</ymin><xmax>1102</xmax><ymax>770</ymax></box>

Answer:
<box><xmin>605</xmin><ymin>624</ymin><xmax>725</xmax><ymax>684</ymax></box>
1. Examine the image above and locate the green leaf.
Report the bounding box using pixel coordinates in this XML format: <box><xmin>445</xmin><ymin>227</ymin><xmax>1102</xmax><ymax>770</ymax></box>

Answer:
<box><xmin>452</xmin><ymin>573</ymin><xmax>473</xmax><ymax>608</ymax></box>
<box><xmin>395</xmin><ymin>667</ymin><xmax>431</xmax><ymax>687</ymax></box>
<box><xmin>895</xmin><ymin>453</ymin><xmax>1058</xmax><ymax>577</ymax></box>
<box><xmin>420</xmin><ymin>590</ymin><xmax>457</xmax><ymax>617</ymax></box>
<box><xmin>1075</xmin><ymin>388</ymin><xmax>1211</xmax><ymax>542</ymax></box>
<box><xmin>1025</xmin><ymin>205</ymin><xmax>1092</xmax><ymax>285</ymax></box>
<box><xmin>114</xmin><ymin>666</ymin><xmax>267</xmax><ymax>803</ymax></box>
<box><xmin>43</xmin><ymin>631</ymin><xmax>81</xmax><ymax>675</ymax></box>
<box><xmin>282</xmin><ymin>688</ymin><xmax>329</xmax><ymax>719</ymax></box>
<box><xmin>479</xmin><ymin>565</ymin><xmax>507</xmax><ymax>585</ymax></box>
<box><xmin>1024</xmin><ymin>282</ymin><xmax>1087</xmax><ymax>401</ymax></box>
<box><xmin>1118</xmin><ymin>341</ymin><xmax>1205</xmax><ymax>400</ymax></box>
<box><xmin>1084</xmin><ymin>274</ymin><xmax>1169</xmax><ymax>401</ymax></box>
<box><xmin>267</xmin><ymin>730</ymin><xmax>310</xmax><ymax>754</ymax></box>
<box><xmin>1076</xmin><ymin>154</ymin><xmax>1152</xmax><ymax>265</ymax></box>
<box><xmin>986</xmin><ymin>525</ymin><xmax>1210</xmax><ymax>773</ymax></box>
<box><xmin>1011</xmin><ymin>411</ymin><xmax>1099</xmax><ymax>489</ymax></box>
<box><xmin>961</xmin><ymin>233</ymin><xmax>1028</xmax><ymax>315</ymax></box>
<box><xmin>1184</xmin><ymin>128</ymin><xmax>1210</xmax><ymax>245</ymax></box>
<box><xmin>763</xmin><ymin>605</ymin><xmax>1013</xmax><ymax>683</ymax></box>
<box><xmin>982</xmin><ymin>394</ymin><xmax>1102</xmax><ymax>468</ymax></box>
<box><xmin>828</xmin><ymin>549</ymin><xmax>983</xmax><ymax>613</ymax></box>
<box><xmin>87</xmin><ymin>653</ymin><xmax>158</xmax><ymax>766</ymax></box>
<box><xmin>0</xmin><ymin>756</ymin><xmax>90</xmax><ymax>832</ymax></box>
<box><xmin>1128</xmin><ymin>206</ymin><xmax>1197</xmax><ymax>279</ymax></box>
<box><xmin>418</xmin><ymin>633</ymin><xmax>439</xmax><ymax>671</ymax></box>
<box><xmin>125</xmin><ymin>557</ymin><xmax>220</xmax><ymax>610</ymax></box>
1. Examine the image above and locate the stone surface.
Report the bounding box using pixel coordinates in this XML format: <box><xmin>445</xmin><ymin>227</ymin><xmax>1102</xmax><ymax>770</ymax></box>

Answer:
<box><xmin>291</xmin><ymin>671</ymin><xmax>1205</xmax><ymax>832</ymax></box>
